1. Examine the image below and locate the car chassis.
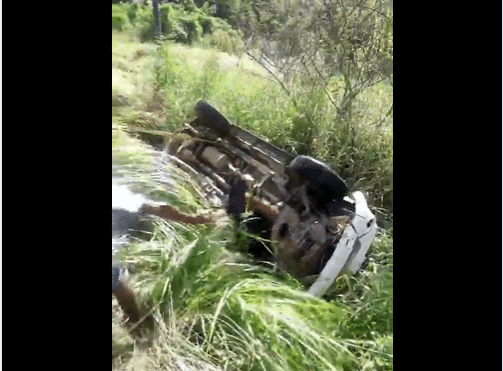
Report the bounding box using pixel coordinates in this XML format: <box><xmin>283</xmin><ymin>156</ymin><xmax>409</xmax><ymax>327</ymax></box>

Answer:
<box><xmin>142</xmin><ymin>101</ymin><xmax>378</xmax><ymax>297</ymax></box>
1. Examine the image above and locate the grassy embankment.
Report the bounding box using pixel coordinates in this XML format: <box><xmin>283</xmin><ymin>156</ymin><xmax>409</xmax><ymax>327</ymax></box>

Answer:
<box><xmin>112</xmin><ymin>25</ymin><xmax>393</xmax><ymax>371</ymax></box>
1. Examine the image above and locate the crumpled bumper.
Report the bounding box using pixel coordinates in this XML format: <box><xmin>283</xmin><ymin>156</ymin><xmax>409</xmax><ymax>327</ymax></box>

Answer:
<box><xmin>308</xmin><ymin>192</ymin><xmax>378</xmax><ymax>297</ymax></box>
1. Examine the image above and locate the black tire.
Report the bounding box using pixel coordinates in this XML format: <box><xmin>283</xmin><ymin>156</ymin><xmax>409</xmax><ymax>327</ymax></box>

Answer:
<box><xmin>194</xmin><ymin>100</ymin><xmax>232</xmax><ymax>137</ymax></box>
<box><xmin>287</xmin><ymin>155</ymin><xmax>349</xmax><ymax>204</ymax></box>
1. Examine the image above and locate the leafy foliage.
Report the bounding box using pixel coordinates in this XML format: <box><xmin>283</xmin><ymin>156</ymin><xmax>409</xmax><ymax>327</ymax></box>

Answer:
<box><xmin>112</xmin><ymin>2</ymin><xmax>233</xmax><ymax>44</ymax></box>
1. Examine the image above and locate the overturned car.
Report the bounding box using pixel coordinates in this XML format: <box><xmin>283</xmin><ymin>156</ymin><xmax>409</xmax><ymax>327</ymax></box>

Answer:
<box><xmin>140</xmin><ymin>101</ymin><xmax>378</xmax><ymax>297</ymax></box>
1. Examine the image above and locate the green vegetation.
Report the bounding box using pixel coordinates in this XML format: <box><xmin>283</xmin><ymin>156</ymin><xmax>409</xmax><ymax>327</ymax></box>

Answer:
<box><xmin>112</xmin><ymin>212</ymin><xmax>393</xmax><ymax>370</ymax></box>
<box><xmin>112</xmin><ymin>1</ymin><xmax>242</xmax><ymax>46</ymax></box>
<box><xmin>112</xmin><ymin>1</ymin><xmax>393</xmax><ymax>370</ymax></box>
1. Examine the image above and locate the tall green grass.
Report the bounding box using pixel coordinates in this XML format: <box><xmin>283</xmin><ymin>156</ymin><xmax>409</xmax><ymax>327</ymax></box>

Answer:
<box><xmin>111</xmin><ymin>129</ymin><xmax>392</xmax><ymax>371</ymax></box>
<box><xmin>113</xmin><ymin>214</ymin><xmax>393</xmax><ymax>370</ymax></box>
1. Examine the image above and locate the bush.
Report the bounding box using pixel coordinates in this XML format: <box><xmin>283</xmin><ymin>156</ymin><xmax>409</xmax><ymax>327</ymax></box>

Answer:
<box><xmin>207</xmin><ymin>28</ymin><xmax>244</xmax><ymax>54</ymax></box>
<box><xmin>126</xmin><ymin>3</ymin><xmax>139</xmax><ymax>26</ymax></box>
<box><xmin>112</xmin><ymin>2</ymin><xmax>236</xmax><ymax>46</ymax></box>
<box><xmin>112</xmin><ymin>5</ymin><xmax>129</xmax><ymax>30</ymax></box>
<box><xmin>197</xmin><ymin>12</ymin><xmax>214</xmax><ymax>34</ymax></box>
<box><xmin>180</xmin><ymin>15</ymin><xmax>203</xmax><ymax>43</ymax></box>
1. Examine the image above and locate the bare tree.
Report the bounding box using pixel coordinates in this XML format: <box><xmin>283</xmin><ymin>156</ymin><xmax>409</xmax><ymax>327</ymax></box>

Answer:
<box><xmin>242</xmin><ymin>0</ymin><xmax>393</xmax><ymax>125</ymax></box>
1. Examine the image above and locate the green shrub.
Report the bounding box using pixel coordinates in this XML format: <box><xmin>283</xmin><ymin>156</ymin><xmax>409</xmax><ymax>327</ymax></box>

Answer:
<box><xmin>112</xmin><ymin>5</ymin><xmax>129</xmax><ymax>30</ymax></box>
<box><xmin>112</xmin><ymin>2</ymin><xmax>234</xmax><ymax>46</ymax></box>
<box><xmin>207</xmin><ymin>28</ymin><xmax>244</xmax><ymax>54</ymax></box>
<box><xmin>112</xmin><ymin>16</ymin><xmax>126</xmax><ymax>30</ymax></box>
<box><xmin>197</xmin><ymin>12</ymin><xmax>214</xmax><ymax>34</ymax></box>
<box><xmin>180</xmin><ymin>15</ymin><xmax>203</xmax><ymax>43</ymax></box>
<box><xmin>159</xmin><ymin>4</ymin><xmax>179</xmax><ymax>35</ymax></box>
<box><xmin>126</xmin><ymin>2</ymin><xmax>139</xmax><ymax>26</ymax></box>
